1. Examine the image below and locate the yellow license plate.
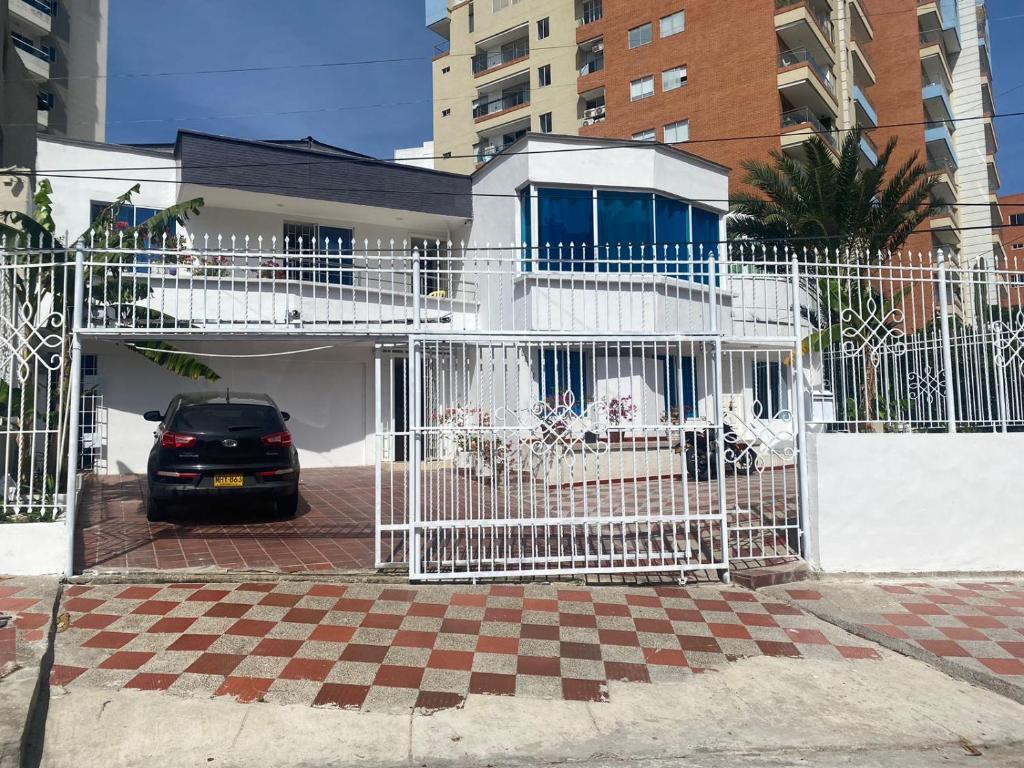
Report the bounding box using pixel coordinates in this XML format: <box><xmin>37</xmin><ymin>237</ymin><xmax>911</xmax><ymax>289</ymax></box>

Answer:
<box><xmin>214</xmin><ymin>474</ymin><xmax>244</xmax><ymax>488</ymax></box>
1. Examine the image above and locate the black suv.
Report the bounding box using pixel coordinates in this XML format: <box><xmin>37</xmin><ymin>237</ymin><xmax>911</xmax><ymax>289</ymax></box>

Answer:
<box><xmin>144</xmin><ymin>392</ymin><xmax>300</xmax><ymax>522</ymax></box>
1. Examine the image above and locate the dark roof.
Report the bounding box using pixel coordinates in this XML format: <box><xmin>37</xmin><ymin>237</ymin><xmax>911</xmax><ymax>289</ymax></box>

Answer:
<box><xmin>175</xmin><ymin>130</ymin><xmax>472</xmax><ymax>219</ymax></box>
<box><xmin>178</xmin><ymin>391</ymin><xmax>277</xmax><ymax>407</ymax></box>
<box><xmin>261</xmin><ymin>137</ymin><xmax>372</xmax><ymax>159</ymax></box>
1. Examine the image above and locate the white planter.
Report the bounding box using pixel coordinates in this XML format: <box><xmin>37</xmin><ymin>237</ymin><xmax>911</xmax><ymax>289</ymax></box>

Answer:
<box><xmin>0</xmin><ymin>520</ymin><xmax>66</xmax><ymax>575</ymax></box>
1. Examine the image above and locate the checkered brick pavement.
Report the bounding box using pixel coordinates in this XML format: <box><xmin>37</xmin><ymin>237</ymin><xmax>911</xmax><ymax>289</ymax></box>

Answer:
<box><xmin>785</xmin><ymin>582</ymin><xmax>1024</xmax><ymax>691</ymax></box>
<box><xmin>50</xmin><ymin>581</ymin><xmax>881</xmax><ymax>712</ymax></box>
<box><xmin>0</xmin><ymin>576</ymin><xmax>57</xmax><ymax>676</ymax></box>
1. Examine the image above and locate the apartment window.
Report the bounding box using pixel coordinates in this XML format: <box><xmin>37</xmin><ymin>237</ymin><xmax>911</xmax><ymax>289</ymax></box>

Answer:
<box><xmin>660</xmin><ymin>10</ymin><xmax>685</xmax><ymax>38</ymax></box>
<box><xmin>628</xmin><ymin>23</ymin><xmax>652</xmax><ymax>49</ymax></box>
<box><xmin>537</xmin><ymin>17</ymin><xmax>550</xmax><ymax>39</ymax></box>
<box><xmin>491</xmin><ymin>0</ymin><xmax>522</xmax><ymax>11</ymax></box>
<box><xmin>1013</xmin><ymin>243</ymin><xmax>1024</xmax><ymax>250</ymax></box>
<box><xmin>539</xmin><ymin>112</ymin><xmax>553</xmax><ymax>133</ymax></box>
<box><xmin>753</xmin><ymin>361</ymin><xmax>790</xmax><ymax>420</ymax></box>
<box><xmin>1011</xmin><ymin>213</ymin><xmax>1024</xmax><ymax>226</ymax></box>
<box><xmin>630</xmin><ymin>76</ymin><xmax>654</xmax><ymax>101</ymax></box>
<box><xmin>37</xmin><ymin>91</ymin><xmax>55</xmax><ymax>111</ymax></box>
<box><xmin>441</xmin><ymin>66</ymin><xmax>450</xmax><ymax>74</ymax></box>
<box><xmin>81</xmin><ymin>354</ymin><xmax>98</xmax><ymax>377</ymax></box>
<box><xmin>443</xmin><ymin>152</ymin><xmax>452</xmax><ymax>158</ymax></box>
<box><xmin>632</xmin><ymin>128</ymin><xmax>656</xmax><ymax>141</ymax></box>
<box><xmin>89</xmin><ymin>201</ymin><xmax>174</xmax><ymax>238</ymax></box>
<box><xmin>441</xmin><ymin>108</ymin><xmax>451</xmax><ymax>117</ymax></box>
<box><xmin>662</xmin><ymin>66</ymin><xmax>687</xmax><ymax>92</ymax></box>
<box><xmin>664</xmin><ymin>119</ymin><xmax>689</xmax><ymax>143</ymax></box>
<box><xmin>662</xmin><ymin>356</ymin><xmax>696</xmax><ymax>419</ymax></box>
<box><xmin>283</xmin><ymin>222</ymin><xmax>354</xmax><ymax>285</ymax></box>
<box><xmin>538</xmin><ymin>64</ymin><xmax>551</xmax><ymax>87</ymax></box>
<box><xmin>468</xmin><ymin>2</ymin><xmax>474</xmax><ymax>32</ymax></box>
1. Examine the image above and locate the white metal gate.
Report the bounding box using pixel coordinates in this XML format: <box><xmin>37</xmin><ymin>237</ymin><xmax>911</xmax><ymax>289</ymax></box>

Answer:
<box><xmin>0</xmin><ymin>247</ymin><xmax>77</xmax><ymax>525</ymax></box>
<box><xmin>395</xmin><ymin>335</ymin><xmax>739</xmax><ymax>580</ymax></box>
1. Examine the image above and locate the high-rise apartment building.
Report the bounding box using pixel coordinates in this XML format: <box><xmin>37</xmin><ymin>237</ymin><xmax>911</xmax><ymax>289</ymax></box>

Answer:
<box><xmin>1</xmin><ymin>0</ymin><xmax>107</xmax><ymax>204</ymax></box>
<box><xmin>426</xmin><ymin>0</ymin><xmax>1001</xmax><ymax>262</ymax></box>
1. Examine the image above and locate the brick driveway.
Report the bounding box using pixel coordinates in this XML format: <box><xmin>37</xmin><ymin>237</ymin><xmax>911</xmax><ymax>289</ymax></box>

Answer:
<box><xmin>75</xmin><ymin>466</ymin><xmax>798</xmax><ymax>577</ymax></box>
<box><xmin>50</xmin><ymin>581</ymin><xmax>881</xmax><ymax>712</ymax></box>
<box><xmin>75</xmin><ymin>468</ymin><xmax>383</xmax><ymax>574</ymax></box>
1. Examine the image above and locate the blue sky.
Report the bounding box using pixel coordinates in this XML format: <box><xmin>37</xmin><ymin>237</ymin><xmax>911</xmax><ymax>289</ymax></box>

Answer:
<box><xmin>108</xmin><ymin>0</ymin><xmax>1024</xmax><ymax>192</ymax></box>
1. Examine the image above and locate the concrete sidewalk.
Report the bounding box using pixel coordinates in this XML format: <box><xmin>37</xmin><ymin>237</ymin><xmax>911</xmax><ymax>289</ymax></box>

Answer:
<box><xmin>0</xmin><ymin>576</ymin><xmax>60</xmax><ymax>768</ymax></box>
<box><xmin>766</xmin><ymin>579</ymin><xmax>1024</xmax><ymax>704</ymax></box>
<box><xmin>35</xmin><ymin>578</ymin><xmax>1024</xmax><ymax>767</ymax></box>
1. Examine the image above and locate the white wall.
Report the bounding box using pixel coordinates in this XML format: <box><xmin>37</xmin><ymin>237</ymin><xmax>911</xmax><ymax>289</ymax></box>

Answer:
<box><xmin>808</xmin><ymin>433</ymin><xmax>1024</xmax><ymax>573</ymax></box>
<box><xmin>393</xmin><ymin>141</ymin><xmax>435</xmax><ymax>170</ymax></box>
<box><xmin>0</xmin><ymin>521</ymin><xmax>66</xmax><ymax>575</ymax></box>
<box><xmin>86</xmin><ymin>340</ymin><xmax>377</xmax><ymax>473</ymax></box>
<box><xmin>37</xmin><ymin>137</ymin><xmax>178</xmax><ymax>239</ymax></box>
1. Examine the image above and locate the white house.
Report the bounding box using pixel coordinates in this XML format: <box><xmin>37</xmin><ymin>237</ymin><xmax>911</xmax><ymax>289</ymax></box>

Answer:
<box><xmin>36</xmin><ymin>131</ymin><xmax>807</xmax><ymax>481</ymax></box>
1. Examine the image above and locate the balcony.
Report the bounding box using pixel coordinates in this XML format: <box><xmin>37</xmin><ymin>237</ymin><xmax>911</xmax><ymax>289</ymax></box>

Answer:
<box><xmin>848</xmin><ymin>39</ymin><xmax>876</xmax><ymax>87</ymax></box>
<box><xmin>10</xmin><ymin>0</ymin><xmax>55</xmax><ymax>35</ymax></box>
<box><xmin>777</xmin><ymin>49</ymin><xmax>838</xmax><ymax>116</ymax></box>
<box><xmin>848</xmin><ymin>0</ymin><xmax>874</xmax><ymax>42</ymax></box>
<box><xmin>775</xmin><ymin>0</ymin><xmax>835</xmax><ymax>63</ymax></box>
<box><xmin>425</xmin><ymin>0</ymin><xmax>450</xmax><ymax>37</ymax></box>
<box><xmin>780</xmin><ymin>107</ymin><xmax>838</xmax><ymax>156</ymax></box>
<box><xmin>472</xmin><ymin>88</ymin><xmax>530</xmax><ymax>121</ymax></box>
<box><xmin>989</xmin><ymin>160</ymin><xmax>1001</xmax><ymax>195</ymax></box>
<box><xmin>981</xmin><ymin>75</ymin><xmax>994</xmax><ymax>117</ymax></box>
<box><xmin>925</xmin><ymin>121</ymin><xmax>958</xmax><ymax>169</ymax></box>
<box><xmin>985</xmin><ymin>116</ymin><xmax>998</xmax><ymax>155</ymax></box>
<box><xmin>472</xmin><ymin>37</ymin><xmax>529</xmax><ymax>77</ymax></box>
<box><xmin>852</xmin><ymin>86</ymin><xmax>878</xmax><ymax>128</ymax></box>
<box><xmin>922</xmin><ymin>80</ymin><xmax>954</xmax><ymax>124</ymax></box>
<box><xmin>858</xmin><ymin>133</ymin><xmax>879</xmax><ymax>168</ymax></box>
<box><xmin>927</xmin><ymin>157</ymin><xmax>957</xmax><ymax>203</ymax></box>
<box><xmin>11</xmin><ymin>33</ymin><xmax>52</xmax><ymax>80</ymax></box>
<box><xmin>931</xmin><ymin>204</ymin><xmax>960</xmax><ymax>246</ymax></box>
<box><xmin>577</xmin><ymin>0</ymin><xmax>603</xmax><ymax>26</ymax></box>
<box><xmin>578</xmin><ymin>38</ymin><xmax>604</xmax><ymax>79</ymax></box>
<box><xmin>917</xmin><ymin>0</ymin><xmax>944</xmax><ymax>31</ymax></box>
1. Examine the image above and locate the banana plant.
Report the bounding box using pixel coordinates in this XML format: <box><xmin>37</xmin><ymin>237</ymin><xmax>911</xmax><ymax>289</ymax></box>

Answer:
<box><xmin>0</xmin><ymin>183</ymin><xmax>217</xmax><ymax>519</ymax></box>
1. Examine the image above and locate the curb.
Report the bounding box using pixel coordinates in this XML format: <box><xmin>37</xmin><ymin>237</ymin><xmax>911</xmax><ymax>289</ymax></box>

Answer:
<box><xmin>18</xmin><ymin>583</ymin><xmax>63</xmax><ymax>768</ymax></box>
<box><xmin>790</xmin><ymin>599</ymin><xmax>1024</xmax><ymax>707</ymax></box>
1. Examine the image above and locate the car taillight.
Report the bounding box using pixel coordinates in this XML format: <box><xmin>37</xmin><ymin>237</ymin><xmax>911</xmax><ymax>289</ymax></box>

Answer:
<box><xmin>258</xmin><ymin>468</ymin><xmax>295</xmax><ymax>477</ymax></box>
<box><xmin>261</xmin><ymin>431</ymin><xmax>292</xmax><ymax>448</ymax></box>
<box><xmin>160</xmin><ymin>431</ymin><xmax>197</xmax><ymax>449</ymax></box>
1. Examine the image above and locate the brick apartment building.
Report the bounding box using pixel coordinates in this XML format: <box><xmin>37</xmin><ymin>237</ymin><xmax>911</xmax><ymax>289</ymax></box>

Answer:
<box><xmin>424</xmin><ymin>0</ymin><xmax>1002</xmax><ymax>263</ymax></box>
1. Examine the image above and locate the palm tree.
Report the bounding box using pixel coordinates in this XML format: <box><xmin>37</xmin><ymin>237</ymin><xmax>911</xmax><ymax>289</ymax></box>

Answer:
<box><xmin>731</xmin><ymin>131</ymin><xmax>941</xmax><ymax>429</ymax></box>
<box><xmin>729</xmin><ymin>129</ymin><xmax>939</xmax><ymax>258</ymax></box>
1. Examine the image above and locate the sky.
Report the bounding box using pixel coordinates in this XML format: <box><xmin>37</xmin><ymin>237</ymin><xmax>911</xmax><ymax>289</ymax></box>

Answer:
<box><xmin>107</xmin><ymin>0</ymin><xmax>1024</xmax><ymax>191</ymax></box>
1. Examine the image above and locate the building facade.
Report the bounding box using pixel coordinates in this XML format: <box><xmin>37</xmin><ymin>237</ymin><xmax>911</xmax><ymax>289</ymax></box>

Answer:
<box><xmin>427</xmin><ymin>0</ymin><xmax>1001</xmax><ymax>262</ymax></box>
<box><xmin>1</xmin><ymin>0</ymin><xmax>107</xmax><ymax>178</ymax></box>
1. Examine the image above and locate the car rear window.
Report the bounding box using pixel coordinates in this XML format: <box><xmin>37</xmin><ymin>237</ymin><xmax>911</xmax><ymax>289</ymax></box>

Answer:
<box><xmin>171</xmin><ymin>404</ymin><xmax>283</xmax><ymax>434</ymax></box>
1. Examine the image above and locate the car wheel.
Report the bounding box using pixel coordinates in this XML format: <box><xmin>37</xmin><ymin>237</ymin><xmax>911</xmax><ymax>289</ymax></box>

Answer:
<box><xmin>146</xmin><ymin>498</ymin><xmax>168</xmax><ymax>523</ymax></box>
<box><xmin>276</xmin><ymin>492</ymin><xmax>299</xmax><ymax>518</ymax></box>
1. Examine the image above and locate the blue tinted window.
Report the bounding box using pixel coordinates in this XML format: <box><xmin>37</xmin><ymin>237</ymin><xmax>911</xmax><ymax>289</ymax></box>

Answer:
<box><xmin>663</xmin><ymin>355</ymin><xmax>696</xmax><ymax>419</ymax></box>
<box><xmin>597</xmin><ymin>191</ymin><xmax>654</xmax><ymax>272</ymax></box>
<box><xmin>537</xmin><ymin>187</ymin><xmax>593</xmax><ymax>271</ymax></box>
<box><xmin>519</xmin><ymin>186</ymin><xmax>532</xmax><ymax>272</ymax></box>
<box><xmin>315</xmin><ymin>226</ymin><xmax>354</xmax><ymax>286</ymax></box>
<box><xmin>654</xmin><ymin>195</ymin><xmax>690</xmax><ymax>275</ymax></box>
<box><xmin>691</xmin><ymin>207</ymin><xmax>721</xmax><ymax>284</ymax></box>
<box><xmin>539</xmin><ymin>349</ymin><xmax>590</xmax><ymax>414</ymax></box>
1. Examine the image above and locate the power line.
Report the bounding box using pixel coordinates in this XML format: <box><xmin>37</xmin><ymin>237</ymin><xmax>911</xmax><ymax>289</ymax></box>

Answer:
<box><xmin>8</xmin><ymin>110</ymin><xmax>1021</xmax><ymax>175</ymax></box>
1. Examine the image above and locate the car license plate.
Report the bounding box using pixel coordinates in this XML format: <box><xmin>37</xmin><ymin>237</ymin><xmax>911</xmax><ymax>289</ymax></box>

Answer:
<box><xmin>214</xmin><ymin>474</ymin><xmax>244</xmax><ymax>488</ymax></box>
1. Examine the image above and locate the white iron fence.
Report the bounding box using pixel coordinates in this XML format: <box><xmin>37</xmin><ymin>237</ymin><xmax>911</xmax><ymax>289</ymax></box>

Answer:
<box><xmin>5</xmin><ymin>235</ymin><xmax>1023</xmax><ymax>579</ymax></box>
